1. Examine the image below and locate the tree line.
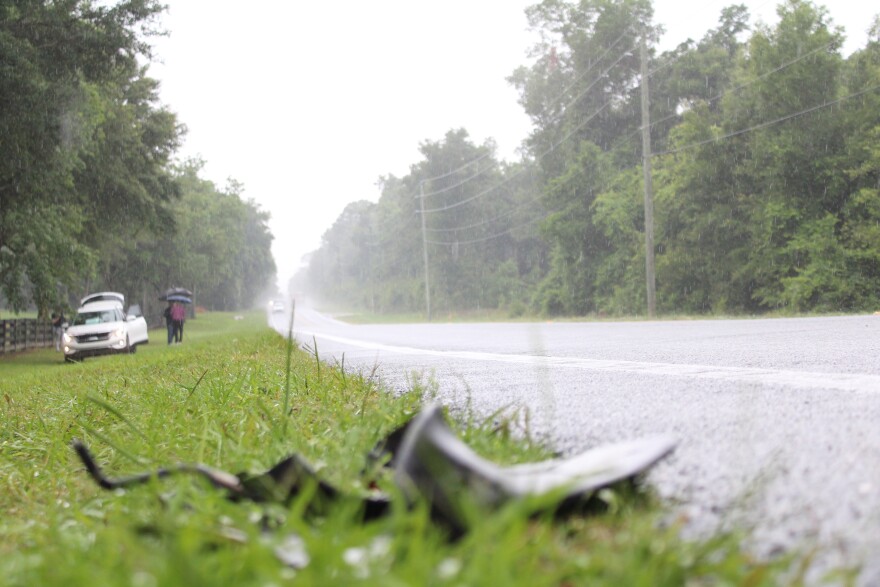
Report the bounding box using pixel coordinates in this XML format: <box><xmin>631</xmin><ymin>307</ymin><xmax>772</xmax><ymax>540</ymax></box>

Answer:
<box><xmin>303</xmin><ymin>0</ymin><xmax>880</xmax><ymax>317</ymax></box>
<box><xmin>0</xmin><ymin>1</ymin><xmax>276</xmax><ymax>318</ymax></box>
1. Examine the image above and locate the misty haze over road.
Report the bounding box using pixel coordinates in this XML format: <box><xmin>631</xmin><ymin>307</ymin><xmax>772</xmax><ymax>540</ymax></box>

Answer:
<box><xmin>270</xmin><ymin>306</ymin><xmax>880</xmax><ymax>582</ymax></box>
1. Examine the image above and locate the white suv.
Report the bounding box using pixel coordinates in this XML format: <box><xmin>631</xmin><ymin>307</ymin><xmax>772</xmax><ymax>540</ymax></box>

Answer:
<box><xmin>63</xmin><ymin>292</ymin><xmax>149</xmax><ymax>362</ymax></box>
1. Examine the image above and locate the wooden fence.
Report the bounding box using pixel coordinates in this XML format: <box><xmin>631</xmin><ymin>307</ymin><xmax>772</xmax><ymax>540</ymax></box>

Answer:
<box><xmin>0</xmin><ymin>319</ymin><xmax>55</xmax><ymax>354</ymax></box>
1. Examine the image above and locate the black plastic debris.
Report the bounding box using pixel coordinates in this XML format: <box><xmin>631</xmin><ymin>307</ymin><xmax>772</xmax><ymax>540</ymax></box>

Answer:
<box><xmin>72</xmin><ymin>441</ymin><xmax>390</xmax><ymax>521</ymax></box>
<box><xmin>72</xmin><ymin>403</ymin><xmax>675</xmax><ymax>532</ymax></box>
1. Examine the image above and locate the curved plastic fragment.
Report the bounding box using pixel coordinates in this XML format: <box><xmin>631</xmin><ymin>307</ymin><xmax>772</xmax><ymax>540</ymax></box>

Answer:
<box><xmin>392</xmin><ymin>404</ymin><xmax>676</xmax><ymax>531</ymax></box>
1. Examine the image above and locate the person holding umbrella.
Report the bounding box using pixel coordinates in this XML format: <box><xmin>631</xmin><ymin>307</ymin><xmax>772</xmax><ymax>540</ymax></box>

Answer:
<box><xmin>159</xmin><ymin>288</ymin><xmax>193</xmax><ymax>345</ymax></box>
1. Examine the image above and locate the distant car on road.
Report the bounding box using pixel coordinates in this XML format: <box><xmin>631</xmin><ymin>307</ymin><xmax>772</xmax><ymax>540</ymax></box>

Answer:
<box><xmin>63</xmin><ymin>292</ymin><xmax>148</xmax><ymax>362</ymax></box>
<box><xmin>271</xmin><ymin>300</ymin><xmax>285</xmax><ymax>313</ymax></box>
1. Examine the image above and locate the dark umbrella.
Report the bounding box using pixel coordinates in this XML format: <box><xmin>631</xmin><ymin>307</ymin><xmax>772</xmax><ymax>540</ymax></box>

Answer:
<box><xmin>166</xmin><ymin>287</ymin><xmax>193</xmax><ymax>297</ymax></box>
<box><xmin>159</xmin><ymin>287</ymin><xmax>194</xmax><ymax>301</ymax></box>
<box><xmin>166</xmin><ymin>294</ymin><xmax>192</xmax><ymax>304</ymax></box>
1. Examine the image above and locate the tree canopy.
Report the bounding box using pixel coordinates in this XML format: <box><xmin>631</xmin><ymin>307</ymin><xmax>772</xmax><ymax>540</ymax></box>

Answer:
<box><xmin>0</xmin><ymin>1</ymin><xmax>276</xmax><ymax>316</ymax></box>
<box><xmin>304</xmin><ymin>0</ymin><xmax>880</xmax><ymax>317</ymax></box>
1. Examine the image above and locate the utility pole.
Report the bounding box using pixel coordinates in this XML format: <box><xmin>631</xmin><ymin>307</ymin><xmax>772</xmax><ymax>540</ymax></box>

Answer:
<box><xmin>418</xmin><ymin>181</ymin><xmax>432</xmax><ymax>321</ymax></box>
<box><xmin>639</xmin><ymin>33</ymin><xmax>657</xmax><ymax>319</ymax></box>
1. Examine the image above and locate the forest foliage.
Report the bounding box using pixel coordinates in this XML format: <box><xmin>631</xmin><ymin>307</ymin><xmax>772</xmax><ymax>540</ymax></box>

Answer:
<box><xmin>0</xmin><ymin>1</ymin><xmax>276</xmax><ymax>318</ymax></box>
<box><xmin>304</xmin><ymin>0</ymin><xmax>880</xmax><ymax>317</ymax></box>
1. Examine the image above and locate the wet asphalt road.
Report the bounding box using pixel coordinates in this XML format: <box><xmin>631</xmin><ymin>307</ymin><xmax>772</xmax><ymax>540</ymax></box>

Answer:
<box><xmin>270</xmin><ymin>307</ymin><xmax>880</xmax><ymax>583</ymax></box>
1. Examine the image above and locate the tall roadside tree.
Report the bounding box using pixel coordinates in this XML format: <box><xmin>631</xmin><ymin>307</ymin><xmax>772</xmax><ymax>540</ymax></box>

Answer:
<box><xmin>728</xmin><ymin>0</ymin><xmax>848</xmax><ymax>311</ymax></box>
<box><xmin>76</xmin><ymin>71</ymin><xmax>182</xmax><ymax>302</ymax></box>
<box><xmin>836</xmin><ymin>17</ymin><xmax>880</xmax><ymax>309</ymax></box>
<box><xmin>647</xmin><ymin>5</ymin><xmax>754</xmax><ymax>314</ymax></box>
<box><xmin>0</xmin><ymin>0</ymin><xmax>175</xmax><ymax>315</ymax></box>
<box><xmin>414</xmin><ymin>130</ymin><xmax>506</xmax><ymax>313</ymax></box>
<box><xmin>162</xmin><ymin>162</ymin><xmax>276</xmax><ymax>312</ymax></box>
<box><xmin>653</xmin><ymin>0</ymin><xmax>879</xmax><ymax>314</ymax></box>
<box><xmin>509</xmin><ymin>0</ymin><xmax>656</xmax><ymax>315</ymax></box>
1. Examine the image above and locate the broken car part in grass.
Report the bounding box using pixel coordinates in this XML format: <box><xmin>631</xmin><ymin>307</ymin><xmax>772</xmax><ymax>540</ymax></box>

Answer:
<box><xmin>73</xmin><ymin>403</ymin><xmax>676</xmax><ymax>535</ymax></box>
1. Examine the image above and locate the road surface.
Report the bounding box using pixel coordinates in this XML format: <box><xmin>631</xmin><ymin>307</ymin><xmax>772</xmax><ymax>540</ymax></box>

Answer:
<box><xmin>269</xmin><ymin>305</ymin><xmax>880</xmax><ymax>583</ymax></box>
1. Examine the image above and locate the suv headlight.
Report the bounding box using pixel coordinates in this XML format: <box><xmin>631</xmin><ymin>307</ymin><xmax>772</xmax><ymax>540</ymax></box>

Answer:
<box><xmin>112</xmin><ymin>326</ymin><xmax>126</xmax><ymax>339</ymax></box>
<box><xmin>63</xmin><ymin>333</ymin><xmax>71</xmax><ymax>343</ymax></box>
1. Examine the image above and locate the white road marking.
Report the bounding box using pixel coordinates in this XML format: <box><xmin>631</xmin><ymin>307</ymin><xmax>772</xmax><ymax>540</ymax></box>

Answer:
<box><xmin>296</xmin><ymin>329</ymin><xmax>880</xmax><ymax>394</ymax></box>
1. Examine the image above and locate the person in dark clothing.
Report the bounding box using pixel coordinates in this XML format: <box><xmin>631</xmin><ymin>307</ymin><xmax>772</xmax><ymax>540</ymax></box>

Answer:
<box><xmin>51</xmin><ymin>311</ymin><xmax>65</xmax><ymax>351</ymax></box>
<box><xmin>171</xmin><ymin>301</ymin><xmax>186</xmax><ymax>343</ymax></box>
<box><xmin>163</xmin><ymin>302</ymin><xmax>174</xmax><ymax>345</ymax></box>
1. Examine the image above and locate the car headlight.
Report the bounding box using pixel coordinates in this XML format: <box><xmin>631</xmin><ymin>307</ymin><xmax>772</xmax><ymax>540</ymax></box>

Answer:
<box><xmin>63</xmin><ymin>333</ymin><xmax>71</xmax><ymax>343</ymax></box>
<box><xmin>113</xmin><ymin>326</ymin><xmax>126</xmax><ymax>339</ymax></box>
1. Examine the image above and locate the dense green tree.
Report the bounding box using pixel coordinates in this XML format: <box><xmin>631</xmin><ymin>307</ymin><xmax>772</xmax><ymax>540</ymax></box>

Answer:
<box><xmin>163</xmin><ymin>162</ymin><xmax>276</xmax><ymax>313</ymax></box>
<box><xmin>648</xmin><ymin>9</ymin><xmax>755</xmax><ymax>314</ymax></box>
<box><xmin>508</xmin><ymin>0</ymin><xmax>659</xmax><ymax>315</ymax></box>
<box><xmin>509</xmin><ymin>0</ymin><xmax>655</xmax><ymax>172</ymax></box>
<box><xmin>416</xmin><ymin>130</ymin><xmax>506</xmax><ymax>312</ymax></box>
<box><xmin>728</xmin><ymin>0</ymin><xmax>847</xmax><ymax>309</ymax></box>
<box><xmin>0</xmin><ymin>0</ymin><xmax>173</xmax><ymax>315</ymax></box>
<box><xmin>306</xmin><ymin>130</ymin><xmax>548</xmax><ymax>316</ymax></box>
<box><xmin>534</xmin><ymin>141</ymin><xmax>612</xmax><ymax>314</ymax></box>
<box><xmin>836</xmin><ymin>16</ymin><xmax>880</xmax><ymax>309</ymax></box>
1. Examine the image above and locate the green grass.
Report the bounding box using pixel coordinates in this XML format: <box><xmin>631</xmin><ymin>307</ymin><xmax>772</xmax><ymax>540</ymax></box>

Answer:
<box><xmin>0</xmin><ymin>310</ymin><xmax>38</xmax><ymax>320</ymax></box>
<box><xmin>0</xmin><ymin>312</ymin><xmax>817</xmax><ymax>586</ymax></box>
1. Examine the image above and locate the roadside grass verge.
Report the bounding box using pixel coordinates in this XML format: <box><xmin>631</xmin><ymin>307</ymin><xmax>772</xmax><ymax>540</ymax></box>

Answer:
<box><xmin>0</xmin><ymin>312</ymin><xmax>803</xmax><ymax>585</ymax></box>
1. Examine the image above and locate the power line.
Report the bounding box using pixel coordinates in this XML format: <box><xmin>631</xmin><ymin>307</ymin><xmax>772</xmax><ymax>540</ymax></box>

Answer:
<box><xmin>428</xmin><ymin>81</ymin><xmax>879</xmax><ymax>249</ymax></box>
<box><xmin>383</xmin><ymin>70</ymin><xmax>629</xmax><ymax>251</ymax></box>
<box><xmin>425</xmin><ymin>186</ymin><xmax>543</xmax><ymax>234</ymax></box>
<box><xmin>420</xmin><ymin>158</ymin><xmax>498</xmax><ymax>199</ymax></box>
<box><xmin>414</xmin><ymin>27</ymin><xmax>635</xmax><ymax>205</ymax></box>
<box><xmin>426</xmin><ymin>214</ymin><xmax>543</xmax><ymax>246</ymax></box>
<box><xmin>415</xmin><ymin>24</ymin><xmax>702</xmax><ymax>217</ymax></box>
<box><xmin>645</xmin><ymin>0</ymin><xmax>779</xmax><ymax>79</ymax></box>
<box><xmin>420</xmin><ymin>150</ymin><xmax>494</xmax><ymax>184</ymax></box>
<box><xmin>654</xmin><ymin>83</ymin><xmax>880</xmax><ymax>156</ymax></box>
<box><xmin>415</xmin><ymin>0</ymin><xmax>804</xmax><ymax>217</ymax></box>
<box><xmin>424</xmin><ymin>71</ymin><xmax>879</xmax><ymax>249</ymax></box>
<box><xmin>542</xmin><ymin>26</ymin><xmax>634</xmax><ymax>114</ymax></box>
<box><xmin>414</xmin><ymin>84</ymin><xmax>618</xmax><ymax>238</ymax></box>
<box><xmin>420</xmin><ymin>100</ymin><xmax>612</xmax><ymax>215</ymax></box>
<box><xmin>545</xmin><ymin>50</ymin><xmax>635</xmax><ymax>127</ymax></box>
<box><xmin>626</xmin><ymin>38</ymin><xmax>840</xmax><ymax>143</ymax></box>
<box><xmin>416</xmin><ymin>36</ymin><xmax>640</xmax><ymax>223</ymax></box>
<box><xmin>414</xmin><ymin>30</ymin><xmax>638</xmax><ymax>208</ymax></box>
<box><xmin>420</xmin><ymin>8</ymin><xmax>861</xmax><ymax>247</ymax></box>
<box><xmin>420</xmin><ymin>165</ymin><xmax>527</xmax><ymax>214</ymax></box>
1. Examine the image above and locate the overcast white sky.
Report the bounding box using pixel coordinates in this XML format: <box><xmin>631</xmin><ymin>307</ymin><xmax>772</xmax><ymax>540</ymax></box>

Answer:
<box><xmin>149</xmin><ymin>1</ymin><xmax>877</xmax><ymax>294</ymax></box>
